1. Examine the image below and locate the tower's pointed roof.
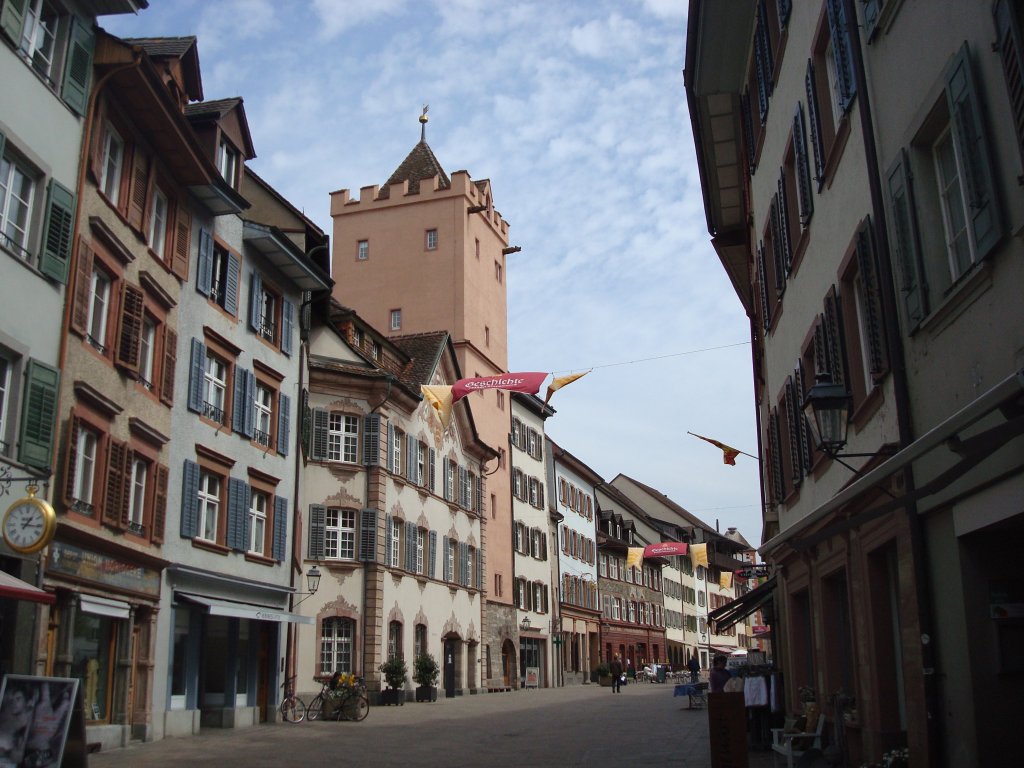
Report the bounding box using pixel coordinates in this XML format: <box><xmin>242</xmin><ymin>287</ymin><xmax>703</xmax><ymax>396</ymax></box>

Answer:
<box><xmin>380</xmin><ymin>140</ymin><xmax>450</xmax><ymax>198</ymax></box>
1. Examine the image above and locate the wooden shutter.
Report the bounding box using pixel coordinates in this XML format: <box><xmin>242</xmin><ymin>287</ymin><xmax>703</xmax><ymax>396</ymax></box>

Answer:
<box><xmin>273</xmin><ymin>496</ymin><xmax>288</xmax><ymax>561</ymax></box>
<box><xmin>885</xmin><ymin>149</ymin><xmax>928</xmax><ymax>326</ymax></box>
<box><xmin>39</xmin><ymin>180</ymin><xmax>75</xmax><ymax>284</ymax></box>
<box><xmin>756</xmin><ymin>242</ymin><xmax>771</xmax><ymax>331</ymax></box>
<box><xmin>428</xmin><ymin>448</ymin><xmax>436</xmax><ymax>492</ymax></box>
<box><xmin>180</xmin><ymin>460</ymin><xmax>200</xmax><ymax>539</ymax></box>
<box><xmin>753</xmin><ymin>1</ymin><xmax>772</xmax><ymax>123</ymax></box>
<box><xmin>152</xmin><ymin>463</ymin><xmax>168</xmax><ymax>544</ymax></box>
<box><xmin>405</xmin><ymin>434</ymin><xmax>416</xmax><ymax>481</ymax></box>
<box><xmin>60</xmin><ymin>17</ymin><xmax>93</xmax><ymax>116</ymax></box>
<box><xmin>442</xmin><ymin>536</ymin><xmax>451</xmax><ymax>581</ymax></box>
<box><xmin>359</xmin><ymin>508</ymin><xmax>377</xmax><ymax>562</ymax></box>
<box><xmin>805</xmin><ymin>60</ymin><xmax>826</xmax><ymax>186</ymax></box>
<box><xmin>62</xmin><ymin>414</ymin><xmax>80</xmax><ymax>505</ymax></box>
<box><xmin>384</xmin><ymin>514</ymin><xmax>393</xmax><ymax>566</ymax></box>
<box><xmin>308</xmin><ymin>504</ymin><xmax>326</xmax><ymax>559</ymax></box>
<box><xmin>994</xmin><ymin>0</ymin><xmax>1024</xmax><ymax>169</ymax></box>
<box><xmin>795</xmin><ymin>364</ymin><xmax>813</xmax><ymax>473</ymax></box>
<box><xmin>363</xmin><ymin>413</ymin><xmax>380</xmax><ymax>465</ymax></box>
<box><xmin>0</xmin><ymin>0</ymin><xmax>27</xmax><ymax>44</ymax></box>
<box><xmin>227</xmin><ymin>477</ymin><xmax>248</xmax><ymax>551</ymax></box>
<box><xmin>777</xmin><ymin>0</ymin><xmax>791</xmax><ymax>26</ymax></box>
<box><xmin>171</xmin><ymin>205</ymin><xmax>191</xmax><ymax>278</ymax></box>
<box><xmin>187</xmin><ymin>338</ymin><xmax>205</xmax><ymax>413</ymax></box>
<box><xmin>277</xmin><ymin>393</ymin><xmax>291</xmax><ymax>456</ymax></box>
<box><xmin>232</xmin><ymin>367</ymin><xmax>247</xmax><ymax>434</ymax></box>
<box><xmin>476</xmin><ymin>474</ymin><xmax>484</xmax><ymax>515</ymax></box>
<box><xmin>160</xmin><ymin>327</ymin><xmax>177</xmax><ymax>406</ymax></box>
<box><xmin>17</xmin><ymin>359</ymin><xmax>60</xmax><ymax>469</ymax></box>
<box><xmin>428</xmin><ymin>531</ymin><xmax>437</xmax><ymax>578</ymax></box>
<box><xmin>443</xmin><ymin>459</ymin><xmax>452</xmax><ymax>501</ymax></box>
<box><xmin>405</xmin><ymin>521</ymin><xmax>417</xmax><ymax>572</ymax></box>
<box><xmin>459</xmin><ymin>542</ymin><xmax>469</xmax><ymax>586</ymax></box>
<box><xmin>248</xmin><ymin>271</ymin><xmax>262</xmax><ymax>332</ymax></box>
<box><xmin>119</xmin><ymin>448</ymin><xmax>135</xmax><ymax>528</ymax></box>
<box><xmin>794</xmin><ymin>103</ymin><xmax>814</xmax><ymax>227</ymax></box>
<box><xmin>825</xmin><ymin>0</ymin><xmax>856</xmax><ymax>110</ymax></box>
<box><xmin>127</xmin><ymin>147</ymin><xmax>149</xmax><ymax>231</ymax></box>
<box><xmin>196</xmin><ymin>229</ymin><xmax>214</xmax><ymax>297</ymax></box>
<box><xmin>945</xmin><ymin>43</ymin><xmax>1002</xmax><ymax>260</ymax></box>
<box><xmin>70</xmin><ymin>238</ymin><xmax>93</xmax><ymax>335</ymax></box>
<box><xmin>281</xmin><ymin>298</ymin><xmax>294</xmax><ymax>356</ymax></box>
<box><xmin>104</xmin><ymin>440</ymin><xmax>127</xmax><ymax>528</ymax></box>
<box><xmin>784</xmin><ymin>377</ymin><xmax>803</xmax><ymax>488</ymax></box>
<box><xmin>823</xmin><ymin>286</ymin><xmax>849</xmax><ymax>389</ymax></box>
<box><xmin>768</xmin><ymin>408</ymin><xmax>784</xmax><ymax>503</ymax></box>
<box><xmin>311</xmin><ymin>408</ymin><xmax>328</xmax><ymax>460</ymax></box>
<box><xmin>855</xmin><ymin>220</ymin><xmax>889</xmax><ymax>379</ymax></box>
<box><xmin>777</xmin><ymin>170</ymin><xmax>792</xmax><ymax>274</ymax></box>
<box><xmin>740</xmin><ymin>91</ymin><xmax>756</xmax><ymax>175</ymax></box>
<box><xmin>225</xmin><ymin>252</ymin><xmax>240</xmax><ymax>316</ymax></box>
<box><xmin>769</xmin><ymin>196</ymin><xmax>786</xmax><ymax>292</ymax></box>
<box><xmin>115</xmin><ymin>283</ymin><xmax>144</xmax><ymax>372</ymax></box>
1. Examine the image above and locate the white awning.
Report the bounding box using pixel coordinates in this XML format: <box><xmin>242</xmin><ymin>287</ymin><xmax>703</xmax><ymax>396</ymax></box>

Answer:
<box><xmin>177</xmin><ymin>593</ymin><xmax>313</xmax><ymax>625</ymax></box>
<box><xmin>80</xmin><ymin>594</ymin><xmax>131</xmax><ymax>619</ymax></box>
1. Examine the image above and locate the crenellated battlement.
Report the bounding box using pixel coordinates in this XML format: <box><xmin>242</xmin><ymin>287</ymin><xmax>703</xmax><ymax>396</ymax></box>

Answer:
<box><xmin>330</xmin><ymin>169</ymin><xmax>510</xmax><ymax>238</ymax></box>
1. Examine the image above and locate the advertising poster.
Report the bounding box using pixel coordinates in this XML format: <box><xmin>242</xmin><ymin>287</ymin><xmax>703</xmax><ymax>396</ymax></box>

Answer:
<box><xmin>0</xmin><ymin>676</ymin><xmax>78</xmax><ymax>768</ymax></box>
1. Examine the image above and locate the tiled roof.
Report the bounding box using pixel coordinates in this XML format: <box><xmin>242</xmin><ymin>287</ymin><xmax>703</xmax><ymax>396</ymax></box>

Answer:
<box><xmin>391</xmin><ymin>331</ymin><xmax>449</xmax><ymax>388</ymax></box>
<box><xmin>614</xmin><ymin>474</ymin><xmax>714</xmax><ymax>532</ymax></box>
<box><xmin>184</xmin><ymin>97</ymin><xmax>242</xmax><ymax>118</ymax></box>
<box><xmin>122</xmin><ymin>36</ymin><xmax>196</xmax><ymax>57</ymax></box>
<box><xmin>379</xmin><ymin>141</ymin><xmax>450</xmax><ymax>199</ymax></box>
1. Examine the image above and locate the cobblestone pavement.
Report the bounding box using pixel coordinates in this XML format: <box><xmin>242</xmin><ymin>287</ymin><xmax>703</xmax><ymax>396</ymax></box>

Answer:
<box><xmin>89</xmin><ymin>682</ymin><xmax>776</xmax><ymax>768</ymax></box>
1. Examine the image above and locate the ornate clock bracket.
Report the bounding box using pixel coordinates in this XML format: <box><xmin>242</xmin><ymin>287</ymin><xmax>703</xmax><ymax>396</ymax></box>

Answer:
<box><xmin>0</xmin><ymin>465</ymin><xmax>51</xmax><ymax>498</ymax></box>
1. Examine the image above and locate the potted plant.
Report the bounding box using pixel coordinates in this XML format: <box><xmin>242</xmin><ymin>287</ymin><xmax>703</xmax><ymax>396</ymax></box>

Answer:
<box><xmin>413</xmin><ymin>653</ymin><xmax>440</xmax><ymax>702</ymax></box>
<box><xmin>595</xmin><ymin>662</ymin><xmax>612</xmax><ymax>687</ymax></box>
<box><xmin>379</xmin><ymin>656</ymin><xmax>408</xmax><ymax>706</ymax></box>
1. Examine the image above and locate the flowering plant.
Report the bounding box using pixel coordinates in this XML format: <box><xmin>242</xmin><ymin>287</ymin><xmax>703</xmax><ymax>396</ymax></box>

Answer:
<box><xmin>797</xmin><ymin>685</ymin><xmax>816</xmax><ymax>703</ymax></box>
<box><xmin>859</xmin><ymin>748</ymin><xmax>909</xmax><ymax>768</ymax></box>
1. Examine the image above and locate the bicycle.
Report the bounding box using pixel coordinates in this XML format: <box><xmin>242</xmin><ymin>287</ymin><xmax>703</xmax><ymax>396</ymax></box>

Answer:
<box><xmin>307</xmin><ymin>673</ymin><xmax>369</xmax><ymax>722</ymax></box>
<box><xmin>279</xmin><ymin>675</ymin><xmax>306</xmax><ymax>723</ymax></box>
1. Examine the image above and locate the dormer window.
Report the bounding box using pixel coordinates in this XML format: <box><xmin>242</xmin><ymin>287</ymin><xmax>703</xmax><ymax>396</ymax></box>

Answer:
<box><xmin>217</xmin><ymin>138</ymin><xmax>239</xmax><ymax>187</ymax></box>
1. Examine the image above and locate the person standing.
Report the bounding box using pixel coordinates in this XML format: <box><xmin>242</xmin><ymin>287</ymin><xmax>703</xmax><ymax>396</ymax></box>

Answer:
<box><xmin>688</xmin><ymin>654</ymin><xmax>700</xmax><ymax>683</ymax></box>
<box><xmin>609</xmin><ymin>655</ymin><xmax>624</xmax><ymax>693</ymax></box>
<box><xmin>709</xmin><ymin>654</ymin><xmax>731</xmax><ymax>693</ymax></box>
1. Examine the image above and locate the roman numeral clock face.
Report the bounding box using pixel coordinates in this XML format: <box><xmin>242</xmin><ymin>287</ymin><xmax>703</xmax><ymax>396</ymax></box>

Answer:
<box><xmin>2</xmin><ymin>497</ymin><xmax>56</xmax><ymax>554</ymax></box>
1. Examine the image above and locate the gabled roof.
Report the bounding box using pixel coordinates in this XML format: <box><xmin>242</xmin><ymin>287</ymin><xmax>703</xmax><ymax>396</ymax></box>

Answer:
<box><xmin>184</xmin><ymin>96</ymin><xmax>241</xmax><ymax>118</ymax></box>
<box><xmin>185</xmin><ymin>97</ymin><xmax>257</xmax><ymax>160</ymax></box>
<box><xmin>612</xmin><ymin>473</ymin><xmax>714</xmax><ymax>532</ymax></box>
<box><xmin>122</xmin><ymin>36</ymin><xmax>202</xmax><ymax>100</ymax></box>
<box><xmin>379</xmin><ymin>140</ymin><xmax>450</xmax><ymax>199</ymax></box>
<box><xmin>391</xmin><ymin>331</ymin><xmax>449</xmax><ymax>390</ymax></box>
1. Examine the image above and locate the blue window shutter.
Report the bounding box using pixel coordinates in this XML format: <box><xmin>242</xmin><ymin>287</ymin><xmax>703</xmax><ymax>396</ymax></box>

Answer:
<box><xmin>428</xmin><ymin>448</ymin><xmax>436</xmax><ymax>491</ymax></box>
<box><xmin>187</xmin><ymin>339</ymin><xmax>205</xmax><ymax>414</ymax></box>
<box><xmin>885</xmin><ymin>149</ymin><xmax>928</xmax><ymax>326</ymax></box>
<box><xmin>442</xmin><ymin>537</ymin><xmax>451</xmax><ymax>581</ymax></box>
<box><xmin>405</xmin><ymin>436</ymin><xmax>416</xmax><ymax>481</ymax></box>
<box><xmin>363</xmin><ymin>414</ymin><xmax>380</xmax><ymax>465</ymax></box>
<box><xmin>777</xmin><ymin>0</ymin><xmax>791</xmax><ymax>26</ymax></box>
<box><xmin>277</xmin><ymin>393</ymin><xmax>291</xmax><ymax>456</ymax></box>
<box><xmin>428</xmin><ymin>531</ymin><xmax>437</xmax><ymax>578</ymax></box>
<box><xmin>863</xmin><ymin>0</ymin><xmax>880</xmax><ymax>39</ymax></box>
<box><xmin>359</xmin><ymin>508</ymin><xmax>377</xmax><ymax>562</ymax></box>
<box><xmin>476</xmin><ymin>475</ymin><xmax>484</xmax><ymax>516</ymax></box>
<box><xmin>311</xmin><ymin>408</ymin><xmax>328</xmax><ymax>460</ymax></box>
<box><xmin>232</xmin><ymin>368</ymin><xmax>247</xmax><ymax>434</ymax></box>
<box><xmin>243</xmin><ymin>369</ymin><xmax>255</xmax><ymax>438</ymax></box>
<box><xmin>384</xmin><ymin>514</ymin><xmax>393</xmax><ymax>566</ymax></box>
<box><xmin>248</xmin><ymin>271</ymin><xmax>262</xmax><ymax>332</ymax></box>
<box><xmin>0</xmin><ymin>0</ymin><xmax>27</xmax><ymax>44</ymax></box>
<box><xmin>16</xmin><ymin>359</ymin><xmax>59</xmax><ymax>469</ymax></box>
<box><xmin>308</xmin><ymin>504</ymin><xmax>326</xmax><ymax>559</ymax></box>
<box><xmin>197</xmin><ymin>229</ymin><xmax>213</xmax><ymax>297</ymax></box>
<box><xmin>60</xmin><ymin>17</ymin><xmax>93</xmax><ymax>116</ymax></box>
<box><xmin>225</xmin><ymin>252</ymin><xmax>240</xmax><ymax>316</ymax></box>
<box><xmin>273</xmin><ymin>496</ymin><xmax>288</xmax><ymax>561</ymax></box>
<box><xmin>825</xmin><ymin>0</ymin><xmax>856</xmax><ymax>110</ymax></box>
<box><xmin>180</xmin><ymin>460</ymin><xmax>200</xmax><ymax>539</ymax></box>
<box><xmin>405</xmin><ymin>521</ymin><xmax>417</xmax><ymax>572</ymax></box>
<box><xmin>282</xmin><ymin>298</ymin><xmax>294</xmax><ymax>356</ymax></box>
<box><xmin>475</xmin><ymin>551</ymin><xmax>482</xmax><ymax>591</ymax></box>
<box><xmin>227</xmin><ymin>477</ymin><xmax>248</xmax><ymax>551</ymax></box>
<box><xmin>39</xmin><ymin>180</ymin><xmax>75</xmax><ymax>284</ymax></box>
<box><xmin>458</xmin><ymin>466</ymin><xmax>467</xmax><ymax>507</ymax></box>
<box><xmin>945</xmin><ymin>43</ymin><xmax>1002</xmax><ymax>260</ymax></box>
<box><xmin>386</xmin><ymin>422</ymin><xmax>395</xmax><ymax>472</ymax></box>
<box><xmin>994</xmin><ymin>0</ymin><xmax>1024</xmax><ymax>169</ymax></box>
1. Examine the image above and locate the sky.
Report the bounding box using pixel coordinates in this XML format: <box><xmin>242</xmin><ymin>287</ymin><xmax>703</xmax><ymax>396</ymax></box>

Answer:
<box><xmin>104</xmin><ymin>0</ymin><xmax>765</xmax><ymax>548</ymax></box>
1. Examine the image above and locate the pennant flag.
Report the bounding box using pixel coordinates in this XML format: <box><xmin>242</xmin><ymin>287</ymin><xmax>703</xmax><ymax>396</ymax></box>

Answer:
<box><xmin>452</xmin><ymin>372</ymin><xmax>548</xmax><ymax>403</ymax></box>
<box><xmin>689</xmin><ymin>432</ymin><xmax>742</xmax><ymax>465</ymax></box>
<box><xmin>420</xmin><ymin>385</ymin><xmax>454</xmax><ymax>429</ymax></box>
<box><xmin>719</xmin><ymin>571</ymin><xmax>733</xmax><ymax>589</ymax></box>
<box><xmin>626</xmin><ymin>547</ymin><xmax>644</xmax><ymax>570</ymax></box>
<box><xmin>643</xmin><ymin>542</ymin><xmax>689</xmax><ymax>558</ymax></box>
<box><xmin>692</xmin><ymin>542</ymin><xmax>708</xmax><ymax>568</ymax></box>
<box><xmin>544</xmin><ymin>370</ymin><xmax>591</xmax><ymax>405</ymax></box>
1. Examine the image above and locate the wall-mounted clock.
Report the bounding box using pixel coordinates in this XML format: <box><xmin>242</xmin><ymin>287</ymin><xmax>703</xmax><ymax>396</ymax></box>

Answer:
<box><xmin>2</xmin><ymin>485</ymin><xmax>57</xmax><ymax>555</ymax></box>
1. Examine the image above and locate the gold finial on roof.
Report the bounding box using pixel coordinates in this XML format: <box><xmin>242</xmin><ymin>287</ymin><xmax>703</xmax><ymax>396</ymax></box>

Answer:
<box><xmin>420</xmin><ymin>104</ymin><xmax>429</xmax><ymax>141</ymax></box>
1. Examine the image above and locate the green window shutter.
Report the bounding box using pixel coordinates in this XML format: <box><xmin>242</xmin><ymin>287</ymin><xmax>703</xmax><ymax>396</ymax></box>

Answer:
<box><xmin>39</xmin><ymin>180</ymin><xmax>75</xmax><ymax>284</ymax></box>
<box><xmin>0</xmin><ymin>0</ymin><xmax>27</xmax><ymax>46</ymax></box>
<box><xmin>885</xmin><ymin>149</ymin><xmax>928</xmax><ymax>327</ymax></box>
<box><xmin>60</xmin><ymin>17</ymin><xmax>94</xmax><ymax>116</ymax></box>
<box><xmin>308</xmin><ymin>504</ymin><xmax>326</xmax><ymax>559</ymax></box>
<box><xmin>17</xmin><ymin>359</ymin><xmax>59</xmax><ymax>469</ymax></box>
<box><xmin>993</xmin><ymin>0</ymin><xmax>1024</xmax><ymax>169</ymax></box>
<box><xmin>945</xmin><ymin>43</ymin><xmax>1002</xmax><ymax>260</ymax></box>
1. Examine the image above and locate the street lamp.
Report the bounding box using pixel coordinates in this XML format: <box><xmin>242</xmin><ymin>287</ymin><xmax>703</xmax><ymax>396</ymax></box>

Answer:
<box><xmin>292</xmin><ymin>566</ymin><xmax>322</xmax><ymax>607</ymax></box>
<box><xmin>803</xmin><ymin>372</ymin><xmax>897</xmax><ymax>471</ymax></box>
<box><xmin>520</xmin><ymin>615</ymin><xmax>532</xmax><ymax>632</ymax></box>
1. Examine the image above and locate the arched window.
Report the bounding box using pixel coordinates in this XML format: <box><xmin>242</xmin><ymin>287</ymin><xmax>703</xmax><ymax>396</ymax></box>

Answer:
<box><xmin>414</xmin><ymin>623</ymin><xmax>427</xmax><ymax>658</ymax></box>
<box><xmin>388</xmin><ymin>620</ymin><xmax>403</xmax><ymax>660</ymax></box>
<box><xmin>320</xmin><ymin>617</ymin><xmax>354</xmax><ymax>675</ymax></box>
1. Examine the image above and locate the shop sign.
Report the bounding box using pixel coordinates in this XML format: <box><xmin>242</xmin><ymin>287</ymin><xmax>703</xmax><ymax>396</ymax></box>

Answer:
<box><xmin>47</xmin><ymin>542</ymin><xmax>160</xmax><ymax>596</ymax></box>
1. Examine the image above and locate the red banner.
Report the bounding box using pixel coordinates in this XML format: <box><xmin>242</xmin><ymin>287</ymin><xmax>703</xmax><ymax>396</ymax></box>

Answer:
<box><xmin>643</xmin><ymin>542</ymin><xmax>689</xmax><ymax>558</ymax></box>
<box><xmin>451</xmin><ymin>372</ymin><xmax>548</xmax><ymax>402</ymax></box>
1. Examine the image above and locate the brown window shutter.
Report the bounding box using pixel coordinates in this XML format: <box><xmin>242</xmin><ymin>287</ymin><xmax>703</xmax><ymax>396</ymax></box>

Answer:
<box><xmin>120</xmin><ymin>447</ymin><xmax>134</xmax><ymax>528</ymax></box>
<box><xmin>127</xmin><ymin>148</ymin><xmax>150</xmax><ymax>231</ymax></box>
<box><xmin>115</xmin><ymin>282</ymin><xmax>144</xmax><ymax>372</ymax></box>
<box><xmin>70</xmin><ymin>238</ymin><xmax>94</xmax><ymax>336</ymax></box>
<box><xmin>63</xmin><ymin>413</ymin><xmax>81</xmax><ymax>506</ymax></box>
<box><xmin>171</xmin><ymin>205</ymin><xmax>191</xmax><ymax>279</ymax></box>
<box><xmin>88</xmin><ymin>100</ymin><xmax>107</xmax><ymax>184</ymax></box>
<box><xmin>152</xmin><ymin>463</ymin><xmax>168</xmax><ymax>543</ymax></box>
<box><xmin>161</xmin><ymin>326</ymin><xmax>177</xmax><ymax>405</ymax></box>
<box><xmin>104</xmin><ymin>440</ymin><xmax>127</xmax><ymax>527</ymax></box>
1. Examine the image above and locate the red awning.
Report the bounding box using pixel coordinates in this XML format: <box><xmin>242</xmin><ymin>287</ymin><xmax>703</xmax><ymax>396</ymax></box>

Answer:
<box><xmin>0</xmin><ymin>570</ymin><xmax>55</xmax><ymax>604</ymax></box>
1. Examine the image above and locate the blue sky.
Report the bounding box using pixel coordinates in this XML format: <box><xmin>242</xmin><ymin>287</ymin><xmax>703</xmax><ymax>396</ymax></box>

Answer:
<box><xmin>104</xmin><ymin>0</ymin><xmax>765</xmax><ymax>548</ymax></box>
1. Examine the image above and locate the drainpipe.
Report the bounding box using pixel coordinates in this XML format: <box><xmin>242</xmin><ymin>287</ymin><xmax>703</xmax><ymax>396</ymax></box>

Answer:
<box><xmin>842</xmin><ymin>0</ymin><xmax>938</xmax><ymax>761</ymax></box>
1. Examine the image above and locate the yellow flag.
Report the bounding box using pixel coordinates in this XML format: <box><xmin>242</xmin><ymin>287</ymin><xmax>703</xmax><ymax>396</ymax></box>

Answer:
<box><xmin>719</xmin><ymin>571</ymin><xmax>733</xmax><ymax>590</ymax></box>
<box><xmin>626</xmin><ymin>547</ymin><xmax>644</xmax><ymax>570</ymax></box>
<box><xmin>544</xmin><ymin>370</ymin><xmax>591</xmax><ymax>405</ymax></box>
<box><xmin>420</xmin><ymin>385</ymin><xmax>453</xmax><ymax>429</ymax></box>
<box><xmin>692</xmin><ymin>543</ymin><xmax>708</xmax><ymax>568</ymax></box>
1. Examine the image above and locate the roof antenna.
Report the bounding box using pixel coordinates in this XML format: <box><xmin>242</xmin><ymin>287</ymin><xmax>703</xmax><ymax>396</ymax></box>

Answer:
<box><xmin>420</xmin><ymin>104</ymin><xmax>429</xmax><ymax>142</ymax></box>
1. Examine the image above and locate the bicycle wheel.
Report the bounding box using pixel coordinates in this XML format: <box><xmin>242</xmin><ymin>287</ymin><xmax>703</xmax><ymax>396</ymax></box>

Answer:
<box><xmin>341</xmin><ymin>694</ymin><xmax>369</xmax><ymax>722</ymax></box>
<box><xmin>306</xmin><ymin>693</ymin><xmax>324</xmax><ymax>721</ymax></box>
<box><xmin>280</xmin><ymin>695</ymin><xmax>306</xmax><ymax>723</ymax></box>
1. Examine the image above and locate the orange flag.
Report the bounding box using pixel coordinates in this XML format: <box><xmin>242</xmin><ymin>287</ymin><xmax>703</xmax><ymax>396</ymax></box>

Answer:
<box><xmin>689</xmin><ymin>432</ymin><xmax>741</xmax><ymax>465</ymax></box>
<box><xmin>544</xmin><ymin>370</ymin><xmax>591</xmax><ymax>405</ymax></box>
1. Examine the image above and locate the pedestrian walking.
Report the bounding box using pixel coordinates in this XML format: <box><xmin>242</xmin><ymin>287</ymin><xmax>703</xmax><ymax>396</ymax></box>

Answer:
<box><xmin>609</xmin><ymin>655</ymin><xmax>624</xmax><ymax>693</ymax></box>
<box><xmin>687</xmin><ymin>654</ymin><xmax>700</xmax><ymax>683</ymax></box>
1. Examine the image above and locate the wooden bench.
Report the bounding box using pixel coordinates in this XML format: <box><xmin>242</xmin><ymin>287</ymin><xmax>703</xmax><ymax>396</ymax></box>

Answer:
<box><xmin>770</xmin><ymin>713</ymin><xmax>825</xmax><ymax>768</ymax></box>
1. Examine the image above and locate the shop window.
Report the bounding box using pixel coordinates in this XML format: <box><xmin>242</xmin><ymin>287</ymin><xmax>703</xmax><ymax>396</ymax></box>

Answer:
<box><xmin>74</xmin><ymin>609</ymin><xmax>114</xmax><ymax>722</ymax></box>
<box><xmin>320</xmin><ymin>617</ymin><xmax>355</xmax><ymax>675</ymax></box>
